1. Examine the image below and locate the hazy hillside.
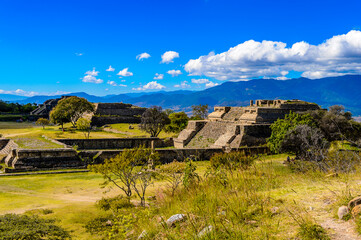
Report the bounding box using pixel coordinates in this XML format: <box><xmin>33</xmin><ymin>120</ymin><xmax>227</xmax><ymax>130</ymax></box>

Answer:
<box><xmin>3</xmin><ymin>75</ymin><xmax>361</xmax><ymax>115</ymax></box>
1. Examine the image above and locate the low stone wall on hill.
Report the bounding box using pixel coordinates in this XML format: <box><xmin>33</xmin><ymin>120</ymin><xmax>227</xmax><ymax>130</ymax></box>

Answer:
<box><xmin>79</xmin><ymin>146</ymin><xmax>270</xmax><ymax>164</ymax></box>
<box><xmin>56</xmin><ymin>138</ymin><xmax>173</xmax><ymax>150</ymax></box>
<box><xmin>6</xmin><ymin>148</ymin><xmax>85</xmax><ymax>170</ymax></box>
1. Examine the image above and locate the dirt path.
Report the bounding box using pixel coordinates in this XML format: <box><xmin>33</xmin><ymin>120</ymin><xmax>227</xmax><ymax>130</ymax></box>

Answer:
<box><xmin>303</xmin><ymin>194</ymin><xmax>361</xmax><ymax>240</ymax></box>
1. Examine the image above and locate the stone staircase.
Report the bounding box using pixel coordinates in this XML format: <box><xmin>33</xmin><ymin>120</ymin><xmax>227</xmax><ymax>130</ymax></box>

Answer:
<box><xmin>186</xmin><ymin>122</ymin><xmax>229</xmax><ymax>148</ymax></box>
<box><xmin>212</xmin><ymin>125</ymin><xmax>241</xmax><ymax>148</ymax></box>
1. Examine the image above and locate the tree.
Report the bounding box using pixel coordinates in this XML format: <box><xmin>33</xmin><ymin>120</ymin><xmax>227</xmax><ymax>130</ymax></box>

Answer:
<box><xmin>267</xmin><ymin>112</ymin><xmax>315</xmax><ymax>153</ymax></box>
<box><xmin>164</xmin><ymin>112</ymin><xmax>189</xmax><ymax>133</ymax></box>
<box><xmin>139</xmin><ymin>106</ymin><xmax>170</xmax><ymax>137</ymax></box>
<box><xmin>51</xmin><ymin>96</ymin><xmax>95</xmax><ymax>127</ymax></box>
<box><xmin>76</xmin><ymin>118</ymin><xmax>92</xmax><ymax>139</ymax></box>
<box><xmin>191</xmin><ymin>104</ymin><xmax>209</xmax><ymax>120</ymax></box>
<box><xmin>49</xmin><ymin>103</ymin><xmax>68</xmax><ymax>132</ymax></box>
<box><xmin>159</xmin><ymin>161</ymin><xmax>186</xmax><ymax>196</ymax></box>
<box><xmin>90</xmin><ymin>147</ymin><xmax>160</xmax><ymax>207</ymax></box>
<box><xmin>35</xmin><ymin>118</ymin><xmax>50</xmax><ymax>129</ymax></box>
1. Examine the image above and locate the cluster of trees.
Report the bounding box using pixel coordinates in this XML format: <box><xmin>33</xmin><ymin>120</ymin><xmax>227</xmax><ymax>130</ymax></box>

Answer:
<box><xmin>267</xmin><ymin>105</ymin><xmax>361</xmax><ymax>171</ymax></box>
<box><xmin>0</xmin><ymin>101</ymin><xmax>37</xmax><ymax>113</ymax></box>
<box><xmin>139</xmin><ymin>104</ymin><xmax>209</xmax><ymax>137</ymax></box>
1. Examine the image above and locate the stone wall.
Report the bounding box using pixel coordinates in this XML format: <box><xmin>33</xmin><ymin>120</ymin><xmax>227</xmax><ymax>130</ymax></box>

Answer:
<box><xmin>79</xmin><ymin>146</ymin><xmax>270</xmax><ymax>164</ymax></box>
<box><xmin>91</xmin><ymin>116</ymin><xmax>142</xmax><ymax>126</ymax></box>
<box><xmin>9</xmin><ymin>148</ymin><xmax>85</xmax><ymax>170</ymax></box>
<box><xmin>56</xmin><ymin>137</ymin><xmax>173</xmax><ymax>150</ymax></box>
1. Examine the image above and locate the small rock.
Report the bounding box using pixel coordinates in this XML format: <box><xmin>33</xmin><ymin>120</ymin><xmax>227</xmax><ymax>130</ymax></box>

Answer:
<box><xmin>348</xmin><ymin>196</ymin><xmax>361</xmax><ymax>210</ymax></box>
<box><xmin>137</xmin><ymin>230</ymin><xmax>147</xmax><ymax>239</ymax></box>
<box><xmin>166</xmin><ymin>214</ymin><xmax>186</xmax><ymax>227</ymax></box>
<box><xmin>198</xmin><ymin>225</ymin><xmax>213</xmax><ymax>237</ymax></box>
<box><xmin>309</xmin><ymin>206</ymin><xmax>314</xmax><ymax>211</ymax></box>
<box><xmin>352</xmin><ymin>205</ymin><xmax>361</xmax><ymax>217</ymax></box>
<box><xmin>217</xmin><ymin>210</ymin><xmax>226</xmax><ymax>216</ymax></box>
<box><xmin>271</xmin><ymin>207</ymin><xmax>280</xmax><ymax>214</ymax></box>
<box><xmin>105</xmin><ymin>220</ymin><xmax>112</xmax><ymax>226</ymax></box>
<box><xmin>338</xmin><ymin>206</ymin><xmax>349</xmax><ymax>220</ymax></box>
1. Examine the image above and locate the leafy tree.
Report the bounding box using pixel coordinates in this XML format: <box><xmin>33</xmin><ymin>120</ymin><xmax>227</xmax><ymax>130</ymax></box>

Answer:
<box><xmin>35</xmin><ymin>118</ymin><xmax>50</xmax><ymax>129</ymax></box>
<box><xmin>267</xmin><ymin>112</ymin><xmax>315</xmax><ymax>153</ymax></box>
<box><xmin>163</xmin><ymin>109</ymin><xmax>175</xmax><ymax>116</ymax></box>
<box><xmin>139</xmin><ymin>106</ymin><xmax>170</xmax><ymax>137</ymax></box>
<box><xmin>52</xmin><ymin>96</ymin><xmax>95</xmax><ymax>127</ymax></box>
<box><xmin>90</xmin><ymin>147</ymin><xmax>160</xmax><ymax>206</ymax></box>
<box><xmin>76</xmin><ymin>118</ymin><xmax>92</xmax><ymax>139</ymax></box>
<box><xmin>0</xmin><ymin>214</ymin><xmax>71</xmax><ymax>240</ymax></box>
<box><xmin>164</xmin><ymin>112</ymin><xmax>189</xmax><ymax>133</ymax></box>
<box><xmin>191</xmin><ymin>104</ymin><xmax>209</xmax><ymax>120</ymax></box>
<box><xmin>50</xmin><ymin>103</ymin><xmax>68</xmax><ymax>131</ymax></box>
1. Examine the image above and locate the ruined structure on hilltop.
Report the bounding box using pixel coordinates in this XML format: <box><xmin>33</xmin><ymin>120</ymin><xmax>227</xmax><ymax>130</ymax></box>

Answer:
<box><xmin>90</xmin><ymin>103</ymin><xmax>146</xmax><ymax>126</ymax></box>
<box><xmin>30</xmin><ymin>96</ymin><xmax>70</xmax><ymax>118</ymax></box>
<box><xmin>31</xmin><ymin>97</ymin><xmax>147</xmax><ymax>126</ymax></box>
<box><xmin>174</xmin><ymin>99</ymin><xmax>320</xmax><ymax>149</ymax></box>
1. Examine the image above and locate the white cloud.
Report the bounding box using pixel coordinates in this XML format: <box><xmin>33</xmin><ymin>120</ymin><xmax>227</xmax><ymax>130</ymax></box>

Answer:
<box><xmin>82</xmin><ymin>75</ymin><xmax>103</xmax><ymax>84</ymax></box>
<box><xmin>107</xmin><ymin>80</ymin><xmax>117</xmax><ymax>86</ymax></box>
<box><xmin>154</xmin><ymin>73</ymin><xmax>164</xmax><ymax>80</ymax></box>
<box><xmin>75</xmin><ymin>53</ymin><xmax>83</xmax><ymax>56</ymax></box>
<box><xmin>132</xmin><ymin>81</ymin><xmax>166</xmax><ymax>91</ymax></box>
<box><xmin>184</xmin><ymin>30</ymin><xmax>361</xmax><ymax>80</ymax></box>
<box><xmin>117</xmin><ymin>68</ymin><xmax>133</xmax><ymax>77</ymax></box>
<box><xmin>136</xmin><ymin>52</ymin><xmax>151</xmax><ymax>61</ymax></box>
<box><xmin>0</xmin><ymin>89</ymin><xmax>70</xmax><ymax>97</ymax></box>
<box><xmin>174</xmin><ymin>81</ymin><xmax>190</xmax><ymax>88</ymax></box>
<box><xmin>107</xmin><ymin>80</ymin><xmax>127</xmax><ymax>87</ymax></box>
<box><xmin>205</xmin><ymin>81</ymin><xmax>219</xmax><ymax>88</ymax></box>
<box><xmin>167</xmin><ymin>69</ymin><xmax>182</xmax><ymax>77</ymax></box>
<box><xmin>161</xmin><ymin>51</ymin><xmax>179</xmax><ymax>63</ymax></box>
<box><xmin>191</xmin><ymin>78</ymin><xmax>210</xmax><ymax>84</ymax></box>
<box><xmin>106</xmin><ymin>65</ymin><xmax>115</xmax><ymax>72</ymax></box>
<box><xmin>85</xmin><ymin>68</ymin><xmax>99</xmax><ymax>76</ymax></box>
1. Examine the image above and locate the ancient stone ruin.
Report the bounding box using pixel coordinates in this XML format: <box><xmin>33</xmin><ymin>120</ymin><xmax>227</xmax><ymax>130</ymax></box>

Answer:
<box><xmin>174</xmin><ymin>99</ymin><xmax>320</xmax><ymax>149</ymax></box>
<box><xmin>30</xmin><ymin>96</ymin><xmax>71</xmax><ymax>118</ymax></box>
<box><xmin>90</xmin><ymin>103</ymin><xmax>146</xmax><ymax>126</ymax></box>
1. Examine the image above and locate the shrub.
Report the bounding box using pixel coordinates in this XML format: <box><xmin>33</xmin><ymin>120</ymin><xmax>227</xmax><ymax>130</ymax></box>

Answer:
<box><xmin>210</xmin><ymin>151</ymin><xmax>255</xmax><ymax>172</ymax></box>
<box><xmin>0</xmin><ymin>214</ymin><xmax>71</xmax><ymax>240</ymax></box>
<box><xmin>96</xmin><ymin>195</ymin><xmax>134</xmax><ymax>212</ymax></box>
<box><xmin>297</xmin><ymin>222</ymin><xmax>330</xmax><ymax>240</ymax></box>
<box><xmin>159</xmin><ymin>161</ymin><xmax>186</xmax><ymax>196</ymax></box>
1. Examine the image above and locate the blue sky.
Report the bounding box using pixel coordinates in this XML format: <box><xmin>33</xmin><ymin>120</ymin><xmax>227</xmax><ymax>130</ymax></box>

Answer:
<box><xmin>0</xmin><ymin>0</ymin><xmax>361</xmax><ymax>96</ymax></box>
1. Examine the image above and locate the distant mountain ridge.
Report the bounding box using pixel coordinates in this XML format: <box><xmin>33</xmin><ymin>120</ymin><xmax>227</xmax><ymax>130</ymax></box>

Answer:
<box><xmin>3</xmin><ymin>75</ymin><xmax>361</xmax><ymax>115</ymax></box>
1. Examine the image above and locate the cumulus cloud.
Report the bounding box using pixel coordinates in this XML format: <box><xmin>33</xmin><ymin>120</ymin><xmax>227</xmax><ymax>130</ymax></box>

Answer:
<box><xmin>117</xmin><ymin>68</ymin><xmax>133</xmax><ymax>77</ymax></box>
<box><xmin>167</xmin><ymin>70</ymin><xmax>182</xmax><ymax>77</ymax></box>
<box><xmin>106</xmin><ymin>65</ymin><xmax>115</xmax><ymax>72</ymax></box>
<box><xmin>154</xmin><ymin>73</ymin><xmax>164</xmax><ymax>80</ymax></box>
<box><xmin>82</xmin><ymin>75</ymin><xmax>103</xmax><ymax>84</ymax></box>
<box><xmin>107</xmin><ymin>80</ymin><xmax>127</xmax><ymax>87</ymax></box>
<box><xmin>205</xmin><ymin>81</ymin><xmax>219</xmax><ymax>88</ymax></box>
<box><xmin>191</xmin><ymin>78</ymin><xmax>210</xmax><ymax>84</ymax></box>
<box><xmin>85</xmin><ymin>68</ymin><xmax>99</xmax><ymax>76</ymax></box>
<box><xmin>174</xmin><ymin>81</ymin><xmax>190</xmax><ymax>88</ymax></box>
<box><xmin>161</xmin><ymin>51</ymin><xmax>179</xmax><ymax>63</ymax></box>
<box><xmin>184</xmin><ymin>30</ymin><xmax>361</xmax><ymax>80</ymax></box>
<box><xmin>136</xmin><ymin>52</ymin><xmax>151</xmax><ymax>61</ymax></box>
<box><xmin>132</xmin><ymin>81</ymin><xmax>166</xmax><ymax>91</ymax></box>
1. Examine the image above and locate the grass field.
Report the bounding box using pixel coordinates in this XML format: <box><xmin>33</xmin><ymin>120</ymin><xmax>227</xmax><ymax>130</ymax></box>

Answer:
<box><xmin>0</xmin><ymin>155</ymin><xmax>360</xmax><ymax>239</ymax></box>
<box><xmin>0</xmin><ymin>122</ymin><xmax>175</xmax><ymax>149</ymax></box>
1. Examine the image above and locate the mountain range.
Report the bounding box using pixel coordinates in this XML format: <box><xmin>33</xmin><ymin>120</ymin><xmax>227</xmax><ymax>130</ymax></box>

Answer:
<box><xmin>2</xmin><ymin>75</ymin><xmax>361</xmax><ymax>116</ymax></box>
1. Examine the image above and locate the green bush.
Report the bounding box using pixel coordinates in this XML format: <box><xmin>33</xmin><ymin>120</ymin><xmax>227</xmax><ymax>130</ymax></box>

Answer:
<box><xmin>0</xmin><ymin>213</ymin><xmax>71</xmax><ymax>240</ymax></box>
<box><xmin>210</xmin><ymin>151</ymin><xmax>255</xmax><ymax>172</ymax></box>
<box><xmin>297</xmin><ymin>222</ymin><xmax>330</xmax><ymax>240</ymax></box>
<box><xmin>96</xmin><ymin>195</ymin><xmax>134</xmax><ymax>212</ymax></box>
